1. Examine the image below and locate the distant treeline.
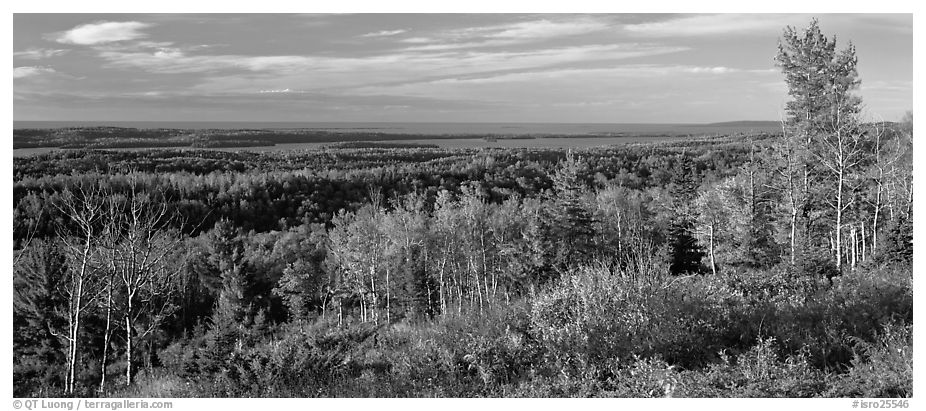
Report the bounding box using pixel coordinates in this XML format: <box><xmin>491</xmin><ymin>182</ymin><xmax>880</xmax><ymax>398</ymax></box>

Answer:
<box><xmin>328</xmin><ymin>141</ymin><xmax>441</xmax><ymax>149</ymax></box>
<box><xmin>13</xmin><ymin>126</ymin><xmax>775</xmax><ymax>150</ymax></box>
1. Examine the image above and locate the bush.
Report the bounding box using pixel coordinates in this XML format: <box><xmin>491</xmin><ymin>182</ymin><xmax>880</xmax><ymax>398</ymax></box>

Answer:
<box><xmin>148</xmin><ymin>261</ymin><xmax>912</xmax><ymax>398</ymax></box>
<box><xmin>827</xmin><ymin>321</ymin><xmax>913</xmax><ymax>398</ymax></box>
<box><xmin>529</xmin><ymin>262</ymin><xmax>685</xmax><ymax>377</ymax></box>
<box><xmin>680</xmin><ymin>337</ymin><xmax>827</xmax><ymax>398</ymax></box>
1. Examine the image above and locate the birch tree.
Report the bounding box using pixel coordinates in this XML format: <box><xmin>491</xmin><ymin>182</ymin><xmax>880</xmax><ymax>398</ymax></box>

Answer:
<box><xmin>776</xmin><ymin>19</ymin><xmax>863</xmax><ymax>270</ymax></box>
<box><xmin>105</xmin><ymin>188</ymin><xmax>185</xmax><ymax>386</ymax></box>
<box><xmin>52</xmin><ymin>183</ymin><xmax>109</xmax><ymax>394</ymax></box>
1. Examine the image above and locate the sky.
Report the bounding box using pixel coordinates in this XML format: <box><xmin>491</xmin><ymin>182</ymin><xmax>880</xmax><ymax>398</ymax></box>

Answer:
<box><xmin>12</xmin><ymin>13</ymin><xmax>913</xmax><ymax>123</ymax></box>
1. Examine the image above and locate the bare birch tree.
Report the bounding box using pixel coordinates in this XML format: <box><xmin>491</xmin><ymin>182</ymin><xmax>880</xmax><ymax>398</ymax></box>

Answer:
<box><xmin>52</xmin><ymin>183</ymin><xmax>109</xmax><ymax>394</ymax></box>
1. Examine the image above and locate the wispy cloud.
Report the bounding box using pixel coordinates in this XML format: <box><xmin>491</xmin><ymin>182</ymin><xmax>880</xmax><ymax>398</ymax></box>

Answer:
<box><xmin>400</xmin><ymin>17</ymin><xmax>612</xmax><ymax>51</ymax></box>
<box><xmin>92</xmin><ymin>42</ymin><xmax>688</xmax><ymax>87</ymax></box>
<box><xmin>361</xmin><ymin>29</ymin><xmax>407</xmax><ymax>38</ymax></box>
<box><xmin>330</xmin><ymin>62</ymin><xmax>784</xmax><ymax>119</ymax></box>
<box><xmin>14</xmin><ymin>66</ymin><xmax>57</xmax><ymax>79</ymax></box>
<box><xmin>439</xmin><ymin>17</ymin><xmax>611</xmax><ymax>42</ymax></box>
<box><xmin>682</xmin><ymin>66</ymin><xmax>776</xmax><ymax>75</ymax></box>
<box><xmin>624</xmin><ymin>14</ymin><xmax>796</xmax><ymax>37</ymax></box>
<box><xmin>356</xmin><ymin>64</ymin><xmax>777</xmax><ymax>92</ymax></box>
<box><xmin>55</xmin><ymin>21</ymin><xmax>153</xmax><ymax>45</ymax></box>
<box><xmin>95</xmin><ymin>49</ymin><xmax>316</xmax><ymax>74</ymax></box>
<box><xmin>14</xmin><ymin>48</ymin><xmax>68</xmax><ymax>60</ymax></box>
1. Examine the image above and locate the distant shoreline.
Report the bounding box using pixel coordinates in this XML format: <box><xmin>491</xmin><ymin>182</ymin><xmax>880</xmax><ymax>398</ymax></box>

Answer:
<box><xmin>13</xmin><ymin>122</ymin><xmax>784</xmax><ymax>155</ymax></box>
<box><xmin>13</xmin><ymin>120</ymin><xmax>782</xmax><ymax>133</ymax></box>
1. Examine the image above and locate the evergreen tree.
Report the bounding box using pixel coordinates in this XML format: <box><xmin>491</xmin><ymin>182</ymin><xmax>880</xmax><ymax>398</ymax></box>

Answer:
<box><xmin>878</xmin><ymin>215</ymin><xmax>912</xmax><ymax>265</ymax></box>
<box><xmin>202</xmin><ymin>219</ymin><xmax>252</xmax><ymax>366</ymax></box>
<box><xmin>664</xmin><ymin>153</ymin><xmax>705</xmax><ymax>275</ymax></box>
<box><xmin>547</xmin><ymin>152</ymin><xmax>597</xmax><ymax>269</ymax></box>
<box><xmin>209</xmin><ymin>219</ymin><xmax>251</xmax><ymax>326</ymax></box>
<box><xmin>13</xmin><ymin>239</ymin><xmax>69</xmax><ymax>394</ymax></box>
<box><xmin>667</xmin><ymin>218</ymin><xmax>704</xmax><ymax>275</ymax></box>
<box><xmin>272</xmin><ymin>231</ymin><xmax>328</xmax><ymax>323</ymax></box>
<box><xmin>776</xmin><ymin>18</ymin><xmax>864</xmax><ymax>270</ymax></box>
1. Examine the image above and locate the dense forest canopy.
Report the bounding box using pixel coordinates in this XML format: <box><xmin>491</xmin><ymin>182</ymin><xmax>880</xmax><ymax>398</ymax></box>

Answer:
<box><xmin>12</xmin><ymin>21</ymin><xmax>912</xmax><ymax>398</ymax></box>
<box><xmin>12</xmin><ymin>125</ymin><xmax>760</xmax><ymax>150</ymax></box>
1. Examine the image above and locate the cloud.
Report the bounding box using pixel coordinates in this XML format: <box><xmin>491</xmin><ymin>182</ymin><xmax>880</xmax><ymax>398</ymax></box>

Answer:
<box><xmin>14</xmin><ymin>66</ymin><xmax>57</xmax><ymax>79</ymax></box>
<box><xmin>372</xmin><ymin>64</ymin><xmax>774</xmax><ymax>90</ymax></box>
<box><xmin>361</xmin><ymin>29</ymin><xmax>407</xmax><ymax>38</ymax></box>
<box><xmin>624</xmin><ymin>14</ymin><xmax>798</xmax><ymax>37</ymax></box>
<box><xmin>14</xmin><ymin>48</ymin><xmax>68</xmax><ymax>60</ymax></box>
<box><xmin>400</xmin><ymin>17</ymin><xmax>612</xmax><ymax>51</ymax></box>
<box><xmin>55</xmin><ymin>21</ymin><xmax>153</xmax><ymax>45</ymax></box>
<box><xmin>684</xmin><ymin>66</ymin><xmax>734</xmax><ymax>74</ymax></box>
<box><xmin>93</xmin><ymin>41</ymin><xmax>688</xmax><ymax>86</ymax></box>
<box><xmin>487</xmin><ymin>18</ymin><xmax>610</xmax><ymax>39</ymax></box>
<box><xmin>681</xmin><ymin>66</ymin><xmax>775</xmax><ymax>75</ymax></box>
<box><xmin>400</xmin><ymin>37</ymin><xmax>432</xmax><ymax>44</ymax></box>
<box><xmin>333</xmin><ymin>63</ymin><xmax>784</xmax><ymax>115</ymax></box>
<box><xmin>96</xmin><ymin>49</ymin><xmax>317</xmax><ymax>74</ymax></box>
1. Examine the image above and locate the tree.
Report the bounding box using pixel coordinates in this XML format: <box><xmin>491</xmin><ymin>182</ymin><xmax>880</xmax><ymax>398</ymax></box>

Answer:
<box><xmin>594</xmin><ymin>185</ymin><xmax>650</xmax><ymax>266</ymax></box>
<box><xmin>327</xmin><ymin>204</ymin><xmax>387</xmax><ymax>323</ymax></box>
<box><xmin>457</xmin><ymin>184</ymin><xmax>494</xmax><ymax>314</ymax></box>
<box><xmin>430</xmin><ymin>190</ymin><xmax>460</xmax><ymax>315</ymax></box>
<box><xmin>885</xmin><ymin>113</ymin><xmax>913</xmax><ymax>238</ymax></box>
<box><xmin>768</xmin><ymin>120</ymin><xmax>805</xmax><ymax>266</ymax></box>
<box><xmin>199</xmin><ymin>218</ymin><xmax>253</xmax><ymax>370</ymax></box>
<box><xmin>13</xmin><ymin>239</ymin><xmax>68</xmax><ymax>394</ymax></box>
<box><xmin>547</xmin><ymin>152</ymin><xmax>597</xmax><ymax>269</ymax></box>
<box><xmin>693</xmin><ymin>184</ymin><xmax>728</xmax><ymax>275</ymax></box>
<box><xmin>102</xmin><ymin>187</ymin><xmax>185</xmax><ymax>386</ymax></box>
<box><xmin>382</xmin><ymin>192</ymin><xmax>431</xmax><ymax>320</ymax></box>
<box><xmin>656</xmin><ymin>154</ymin><xmax>705</xmax><ymax>275</ymax></box>
<box><xmin>52</xmin><ymin>183</ymin><xmax>110</xmax><ymax>395</ymax></box>
<box><xmin>270</xmin><ymin>225</ymin><xmax>329</xmax><ymax>323</ymax></box>
<box><xmin>776</xmin><ymin>19</ymin><xmax>864</xmax><ymax>271</ymax></box>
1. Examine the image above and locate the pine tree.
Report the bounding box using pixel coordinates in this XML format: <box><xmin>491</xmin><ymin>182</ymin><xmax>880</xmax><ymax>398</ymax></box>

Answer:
<box><xmin>273</xmin><ymin>250</ymin><xmax>326</xmax><ymax>323</ymax></box>
<box><xmin>203</xmin><ymin>219</ymin><xmax>252</xmax><ymax>365</ymax></box>
<box><xmin>209</xmin><ymin>219</ymin><xmax>251</xmax><ymax>325</ymax></box>
<box><xmin>667</xmin><ymin>218</ymin><xmax>704</xmax><ymax>275</ymax></box>
<box><xmin>776</xmin><ymin>19</ymin><xmax>864</xmax><ymax>271</ymax></box>
<box><xmin>878</xmin><ymin>215</ymin><xmax>912</xmax><ymax>265</ymax></box>
<box><xmin>13</xmin><ymin>239</ymin><xmax>69</xmax><ymax>393</ymax></box>
<box><xmin>547</xmin><ymin>152</ymin><xmax>597</xmax><ymax>269</ymax></box>
<box><xmin>665</xmin><ymin>153</ymin><xmax>705</xmax><ymax>275</ymax></box>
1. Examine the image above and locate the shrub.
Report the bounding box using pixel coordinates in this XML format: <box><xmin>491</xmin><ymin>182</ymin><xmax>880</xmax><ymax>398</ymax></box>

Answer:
<box><xmin>680</xmin><ymin>338</ymin><xmax>827</xmax><ymax>398</ymax></box>
<box><xmin>827</xmin><ymin>321</ymin><xmax>913</xmax><ymax>398</ymax></box>
<box><xmin>529</xmin><ymin>262</ymin><xmax>681</xmax><ymax>377</ymax></box>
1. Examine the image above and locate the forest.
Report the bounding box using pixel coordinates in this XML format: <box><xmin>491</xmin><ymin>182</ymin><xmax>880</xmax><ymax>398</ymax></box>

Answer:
<box><xmin>12</xmin><ymin>125</ymin><xmax>656</xmax><ymax>150</ymax></box>
<box><xmin>11</xmin><ymin>21</ymin><xmax>913</xmax><ymax>398</ymax></box>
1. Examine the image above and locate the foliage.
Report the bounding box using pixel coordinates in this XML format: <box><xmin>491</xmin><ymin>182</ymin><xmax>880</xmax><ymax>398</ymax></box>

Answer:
<box><xmin>11</xmin><ymin>20</ymin><xmax>913</xmax><ymax>397</ymax></box>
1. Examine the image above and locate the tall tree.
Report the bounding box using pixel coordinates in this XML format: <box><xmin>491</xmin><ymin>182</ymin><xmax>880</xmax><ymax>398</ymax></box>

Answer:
<box><xmin>547</xmin><ymin>152</ymin><xmax>597</xmax><ymax>269</ymax></box>
<box><xmin>661</xmin><ymin>154</ymin><xmax>705</xmax><ymax>275</ymax></box>
<box><xmin>271</xmin><ymin>226</ymin><xmax>329</xmax><ymax>323</ymax></box>
<box><xmin>103</xmin><ymin>187</ymin><xmax>185</xmax><ymax>386</ymax></box>
<box><xmin>52</xmin><ymin>183</ymin><xmax>109</xmax><ymax>395</ymax></box>
<box><xmin>776</xmin><ymin>19</ymin><xmax>863</xmax><ymax>271</ymax></box>
<box><xmin>203</xmin><ymin>218</ymin><xmax>253</xmax><ymax>365</ymax></box>
<box><xmin>13</xmin><ymin>239</ymin><xmax>68</xmax><ymax>394</ymax></box>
